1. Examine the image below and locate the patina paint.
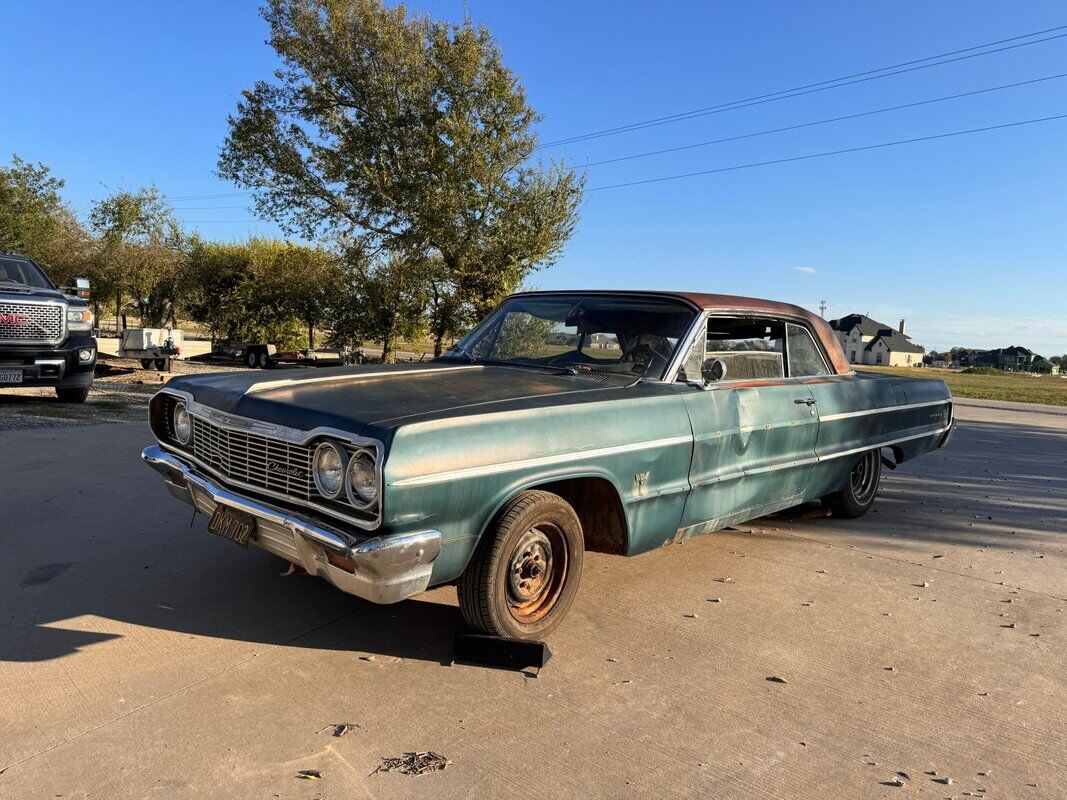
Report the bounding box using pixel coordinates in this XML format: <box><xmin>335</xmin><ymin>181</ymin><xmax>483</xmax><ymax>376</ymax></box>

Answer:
<box><xmin>381</xmin><ymin>382</ymin><xmax>695</xmax><ymax>582</ymax></box>
<box><xmin>677</xmin><ymin>379</ymin><xmax>821</xmax><ymax>539</ymax></box>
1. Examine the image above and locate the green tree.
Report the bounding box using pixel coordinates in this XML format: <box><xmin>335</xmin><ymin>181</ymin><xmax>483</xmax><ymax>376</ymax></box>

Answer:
<box><xmin>426</xmin><ymin>254</ymin><xmax>471</xmax><ymax>356</ymax></box>
<box><xmin>0</xmin><ymin>155</ymin><xmax>90</xmax><ymax>284</ymax></box>
<box><xmin>271</xmin><ymin>242</ymin><xmax>346</xmax><ymax>348</ymax></box>
<box><xmin>331</xmin><ymin>253</ymin><xmax>428</xmax><ymax>363</ymax></box>
<box><xmin>185</xmin><ymin>236</ymin><xmax>335</xmax><ymax>349</ymax></box>
<box><xmin>89</xmin><ymin>186</ymin><xmax>185</xmax><ymax>329</ymax></box>
<box><xmin>218</xmin><ymin>0</ymin><xmax>583</xmax><ymax>319</ymax></box>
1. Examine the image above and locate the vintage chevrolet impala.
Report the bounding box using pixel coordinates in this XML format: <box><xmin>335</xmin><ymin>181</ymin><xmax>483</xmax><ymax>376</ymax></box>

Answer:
<box><xmin>143</xmin><ymin>291</ymin><xmax>953</xmax><ymax>639</ymax></box>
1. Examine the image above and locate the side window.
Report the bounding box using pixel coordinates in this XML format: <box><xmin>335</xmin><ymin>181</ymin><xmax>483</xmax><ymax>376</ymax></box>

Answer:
<box><xmin>705</xmin><ymin>318</ymin><xmax>785</xmax><ymax>380</ymax></box>
<box><xmin>786</xmin><ymin>323</ymin><xmax>830</xmax><ymax>376</ymax></box>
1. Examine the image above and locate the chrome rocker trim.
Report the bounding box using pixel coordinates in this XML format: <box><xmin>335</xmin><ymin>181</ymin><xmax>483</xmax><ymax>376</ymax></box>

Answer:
<box><xmin>142</xmin><ymin>445</ymin><xmax>441</xmax><ymax>604</ymax></box>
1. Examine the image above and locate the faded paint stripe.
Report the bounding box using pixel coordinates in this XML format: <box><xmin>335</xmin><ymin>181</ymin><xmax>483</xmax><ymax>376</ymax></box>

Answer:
<box><xmin>243</xmin><ymin>365</ymin><xmax>483</xmax><ymax>396</ymax></box>
<box><xmin>818</xmin><ymin>398</ymin><xmax>951</xmax><ymax>422</ymax></box>
<box><xmin>817</xmin><ymin>423</ymin><xmax>951</xmax><ymax>461</ymax></box>
<box><xmin>388</xmin><ymin>434</ymin><xmax>693</xmax><ymax>487</ymax></box>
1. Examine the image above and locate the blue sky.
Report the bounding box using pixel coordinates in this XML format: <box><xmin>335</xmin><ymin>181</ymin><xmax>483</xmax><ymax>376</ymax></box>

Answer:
<box><xmin>3</xmin><ymin>1</ymin><xmax>1065</xmax><ymax>355</ymax></box>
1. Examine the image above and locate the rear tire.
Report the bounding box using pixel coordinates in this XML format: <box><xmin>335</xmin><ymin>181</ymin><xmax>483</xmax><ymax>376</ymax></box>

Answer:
<box><xmin>245</xmin><ymin>351</ymin><xmax>259</xmax><ymax>368</ymax></box>
<box><xmin>140</xmin><ymin>359</ymin><xmax>153</xmax><ymax>369</ymax></box>
<box><xmin>458</xmin><ymin>490</ymin><xmax>584</xmax><ymax>640</ymax></box>
<box><xmin>56</xmin><ymin>386</ymin><xmax>89</xmax><ymax>403</ymax></box>
<box><xmin>258</xmin><ymin>350</ymin><xmax>273</xmax><ymax>369</ymax></box>
<box><xmin>154</xmin><ymin>358</ymin><xmax>168</xmax><ymax>371</ymax></box>
<box><xmin>822</xmin><ymin>449</ymin><xmax>882</xmax><ymax>518</ymax></box>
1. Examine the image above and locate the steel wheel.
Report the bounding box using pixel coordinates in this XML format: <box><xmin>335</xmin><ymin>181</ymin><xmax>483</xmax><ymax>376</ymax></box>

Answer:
<box><xmin>458</xmin><ymin>490</ymin><xmax>584</xmax><ymax>640</ymax></box>
<box><xmin>850</xmin><ymin>450</ymin><xmax>880</xmax><ymax>505</ymax></box>
<box><xmin>506</xmin><ymin>524</ymin><xmax>568</xmax><ymax>625</ymax></box>
<box><xmin>823</xmin><ymin>448</ymin><xmax>882</xmax><ymax>518</ymax></box>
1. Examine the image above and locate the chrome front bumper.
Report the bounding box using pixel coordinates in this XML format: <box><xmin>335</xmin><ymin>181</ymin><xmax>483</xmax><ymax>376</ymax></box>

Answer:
<box><xmin>141</xmin><ymin>445</ymin><xmax>441</xmax><ymax>604</ymax></box>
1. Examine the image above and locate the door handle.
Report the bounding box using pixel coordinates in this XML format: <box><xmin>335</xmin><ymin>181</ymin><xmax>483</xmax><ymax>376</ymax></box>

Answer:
<box><xmin>794</xmin><ymin>398</ymin><xmax>817</xmax><ymax>406</ymax></box>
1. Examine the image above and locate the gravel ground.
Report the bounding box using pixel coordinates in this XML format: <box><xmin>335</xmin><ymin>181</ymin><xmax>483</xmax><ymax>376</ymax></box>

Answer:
<box><xmin>0</xmin><ymin>357</ymin><xmax>239</xmax><ymax>432</ymax></box>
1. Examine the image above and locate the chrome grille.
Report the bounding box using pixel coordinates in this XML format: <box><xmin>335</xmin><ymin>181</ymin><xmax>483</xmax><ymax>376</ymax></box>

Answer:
<box><xmin>191</xmin><ymin>415</ymin><xmax>315</xmax><ymax>500</ymax></box>
<box><xmin>0</xmin><ymin>301</ymin><xmax>64</xmax><ymax>343</ymax></box>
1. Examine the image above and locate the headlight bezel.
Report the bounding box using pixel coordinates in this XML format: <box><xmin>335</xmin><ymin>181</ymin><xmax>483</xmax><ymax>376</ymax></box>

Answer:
<box><xmin>313</xmin><ymin>441</ymin><xmax>349</xmax><ymax>500</ymax></box>
<box><xmin>345</xmin><ymin>449</ymin><xmax>379</xmax><ymax>510</ymax></box>
<box><xmin>172</xmin><ymin>401</ymin><xmax>192</xmax><ymax>445</ymax></box>
<box><xmin>67</xmin><ymin>307</ymin><xmax>93</xmax><ymax>331</ymax></box>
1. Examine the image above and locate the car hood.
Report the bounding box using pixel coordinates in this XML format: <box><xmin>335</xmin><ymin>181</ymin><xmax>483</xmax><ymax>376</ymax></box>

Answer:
<box><xmin>0</xmin><ymin>285</ymin><xmax>78</xmax><ymax>304</ymax></box>
<box><xmin>170</xmin><ymin>361</ymin><xmax>634</xmax><ymax>437</ymax></box>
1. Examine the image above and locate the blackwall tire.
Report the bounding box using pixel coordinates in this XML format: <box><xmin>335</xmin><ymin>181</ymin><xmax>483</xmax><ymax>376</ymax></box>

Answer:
<box><xmin>458</xmin><ymin>490</ymin><xmax>584</xmax><ymax>640</ymax></box>
<box><xmin>55</xmin><ymin>386</ymin><xmax>90</xmax><ymax>403</ymax></box>
<box><xmin>822</xmin><ymin>449</ymin><xmax>882</xmax><ymax>519</ymax></box>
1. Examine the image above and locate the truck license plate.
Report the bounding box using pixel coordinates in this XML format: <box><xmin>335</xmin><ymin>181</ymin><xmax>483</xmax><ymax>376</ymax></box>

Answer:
<box><xmin>207</xmin><ymin>505</ymin><xmax>256</xmax><ymax>547</ymax></box>
<box><xmin>0</xmin><ymin>369</ymin><xmax>23</xmax><ymax>384</ymax></box>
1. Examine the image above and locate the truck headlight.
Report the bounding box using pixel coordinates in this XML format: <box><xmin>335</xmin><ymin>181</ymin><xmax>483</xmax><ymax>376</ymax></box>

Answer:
<box><xmin>313</xmin><ymin>442</ymin><xmax>348</xmax><ymax>499</ymax></box>
<box><xmin>67</xmin><ymin>308</ymin><xmax>93</xmax><ymax>331</ymax></box>
<box><xmin>346</xmin><ymin>450</ymin><xmax>378</xmax><ymax>508</ymax></box>
<box><xmin>172</xmin><ymin>401</ymin><xmax>192</xmax><ymax>444</ymax></box>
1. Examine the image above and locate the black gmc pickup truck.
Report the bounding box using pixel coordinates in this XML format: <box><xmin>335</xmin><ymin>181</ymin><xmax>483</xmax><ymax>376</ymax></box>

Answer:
<box><xmin>0</xmin><ymin>252</ymin><xmax>96</xmax><ymax>402</ymax></box>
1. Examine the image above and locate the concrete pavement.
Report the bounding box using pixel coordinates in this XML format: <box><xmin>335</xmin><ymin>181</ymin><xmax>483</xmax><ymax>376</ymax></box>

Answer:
<box><xmin>0</xmin><ymin>402</ymin><xmax>1063</xmax><ymax>799</ymax></box>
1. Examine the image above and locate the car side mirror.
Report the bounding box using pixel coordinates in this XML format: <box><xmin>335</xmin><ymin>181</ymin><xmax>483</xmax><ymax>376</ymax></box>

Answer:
<box><xmin>73</xmin><ymin>277</ymin><xmax>90</xmax><ymax>299</ymax></box>
<box><xmin>701</xmin><ymin>358</ymin><xmax>728</xmax><ymax>384</ymax></box>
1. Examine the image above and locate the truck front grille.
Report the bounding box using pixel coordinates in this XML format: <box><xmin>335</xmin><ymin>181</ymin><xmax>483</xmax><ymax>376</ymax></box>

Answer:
<box><xmin>191</xmin><ymin>415</ymin><xmax>316</xmax><ymax>500</ymax></box>
<box><xmin>0</xmin><ymin>301</ymin><xmax>64</xmax><ymax>343</ymax></box>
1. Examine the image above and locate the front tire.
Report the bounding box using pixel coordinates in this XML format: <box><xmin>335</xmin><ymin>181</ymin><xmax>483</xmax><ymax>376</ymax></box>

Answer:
<box><xmin>56</xmin><ymin>386</ymin><xmax>89</xmax><ymax>403</ymax></box>
<box><xmin>458</xmin><ymin>490</ymin><xmax>584</xmax><ymax>640</ymax></box>
<box><xmin>823</xmin><ymin>449</ymin><xmax>882</xmax><ymax>518</ymax></box>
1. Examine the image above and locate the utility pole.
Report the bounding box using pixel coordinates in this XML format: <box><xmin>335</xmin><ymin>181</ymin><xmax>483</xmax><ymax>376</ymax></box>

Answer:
<box><xmin>819</xmin><ymin>299</ymin><xmax>827</xmax><ymax>319</ymax></box>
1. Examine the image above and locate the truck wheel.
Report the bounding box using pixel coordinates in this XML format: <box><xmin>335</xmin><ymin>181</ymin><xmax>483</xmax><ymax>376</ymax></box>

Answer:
<box><xmin>140</xmin><ymin>359</ymin><xmax>153</xmax><ymax>369</ymax></box>
<box><xmin>458</xmin><ymin>490</ymin><xmax>584</xmax><ymax>640</ymax></box>
<box><xmin>154</xmin><ymin>358</ymin><xmax>168</xmax><ymax>371</ymax></box>
<box><xmin>55</xmin><ymin>386</ymin><xmax>89</xmax><ymax>403</ymax></box>
<box><xmin>258</xmin><ymin>351</ymin><xmax>273</xmax><ymax>369</ymax></box>
<box><xmin>823</xmin><ymin>449</ymin><xmax>882</xmax><ymax>518</ymax></box>
<box><xmin>245</xmin><ymin>351</ymin><xmax>259</xmax><ymax>368</ymax></box>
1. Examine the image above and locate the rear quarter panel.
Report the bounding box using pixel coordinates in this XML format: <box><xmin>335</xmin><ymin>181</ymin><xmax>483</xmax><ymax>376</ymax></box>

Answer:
<box><xmin>801</xmin><ymin>372</ymin><xmax>952</xmax><ymax>498</ymax></box>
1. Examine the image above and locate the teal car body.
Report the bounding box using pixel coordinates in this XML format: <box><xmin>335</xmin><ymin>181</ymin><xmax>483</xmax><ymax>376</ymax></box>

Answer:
<box><xmin>142</xmin><ymin>291</ymin><xmax>953</xmax><ymax>611</ymax></box>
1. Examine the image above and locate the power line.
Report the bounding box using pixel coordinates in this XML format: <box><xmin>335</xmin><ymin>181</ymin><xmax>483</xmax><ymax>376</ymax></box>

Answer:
<box><xmin>167</xmin><ymin>190</ymin><xmax>251</xmax><ymax>201</ymax></box>
<box><xmin>581</xmin><ymin>73</ymin><xmax>1067</xmax><ymax>168</ymax></box>
<box><xmin>169</xmin><ymin>205</ymin><xmax>253</xmax><ymax>210</ymax></box>
<box><xmin>586</xmin><ymin>112</ymin><xmax>1067</xmax><ymax>191</ymax></box>
<box><xmin>542</xmin><ymin>25</ymin><xmax>1067</xmax><ymax>148</ymax></box>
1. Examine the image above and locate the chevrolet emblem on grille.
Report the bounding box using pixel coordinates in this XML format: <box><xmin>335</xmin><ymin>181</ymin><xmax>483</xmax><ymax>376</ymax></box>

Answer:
<box><xmin>267</xmin><ymin>461</ymin><xmax>308</xmax><ymax>480</ymax></box>
<box><xmin>208</xmin><ymin>409</ymin><xmax>256</xmax><ymax>428</ymax></box>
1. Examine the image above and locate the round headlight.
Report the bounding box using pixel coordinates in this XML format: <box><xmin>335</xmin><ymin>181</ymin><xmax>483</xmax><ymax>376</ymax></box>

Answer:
<box><xmin>313</xmin><ymin>442</ymin><xmax>348</xmax><ymax>499</ymax></box>
<box><xmin>346</xmin><ymin>451</ymin><xmax>378</xmax><ymax>509</ymax></box>
<box><xmin>173</xmin><ymin>401</ymin><xmax>192</xmax><ymax>444</ymax></box>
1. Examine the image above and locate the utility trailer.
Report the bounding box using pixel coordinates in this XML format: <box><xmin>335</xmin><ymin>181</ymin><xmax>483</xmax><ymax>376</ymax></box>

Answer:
<box><xmin>211</xmin><ymin>340</ymin><xmax>359</xmax><ymax>369</ymax></box>
<box><xmin>118</xmin><ymin>328</ymin><xmax>184</xmax><ymax>370</ymax></box>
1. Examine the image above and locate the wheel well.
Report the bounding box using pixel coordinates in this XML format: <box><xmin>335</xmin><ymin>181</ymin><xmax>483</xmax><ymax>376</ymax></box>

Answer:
<box><xmin>527</xmin><ymin>476</ymin><xmax>628</xmax><ymax>556</ymax></box>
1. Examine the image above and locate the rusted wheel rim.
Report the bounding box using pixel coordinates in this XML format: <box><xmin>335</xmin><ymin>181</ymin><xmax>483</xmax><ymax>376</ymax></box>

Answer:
<box><xmin>851</xmin><ymin>450</ymin><xmax>879</xmax><ymax>504</ymax></box>
<box><xmin>506</xmin><ymin>525</ymin><xmax>567</xmax><ymax>624</ymax></box>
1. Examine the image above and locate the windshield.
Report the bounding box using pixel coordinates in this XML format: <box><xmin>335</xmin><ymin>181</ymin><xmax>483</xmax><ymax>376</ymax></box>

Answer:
<box><xmin>0</xmin><ymin>256</ymin><xmax>53</xmax><ymax>289</ymax></box>
<box><xmin>445</xmin><ymin>294</ymin><xmax>698</xmax><ymax>380</ymax></box>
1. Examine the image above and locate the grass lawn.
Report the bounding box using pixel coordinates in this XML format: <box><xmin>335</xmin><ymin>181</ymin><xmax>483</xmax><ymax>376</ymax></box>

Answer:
<box><xmin>859</xmin><ymin>366</ymin><xmax>1067</xmax><ymax>407</ymax></box>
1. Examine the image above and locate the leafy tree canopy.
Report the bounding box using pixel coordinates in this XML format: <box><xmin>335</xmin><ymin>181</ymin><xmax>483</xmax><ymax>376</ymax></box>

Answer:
<box><xmin>219</xmin><ymin>0</ymin><xmax>583</xmax><ymax>315</ymax></box>
<box><xmin>0</xmin><ymin>155</ymin><xmax>90</xmax><ymax>283</ymax></box>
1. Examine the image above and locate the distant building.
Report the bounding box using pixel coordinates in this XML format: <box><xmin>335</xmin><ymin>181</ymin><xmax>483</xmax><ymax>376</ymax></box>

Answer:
<box><xmin>972</xmin><ymin>346</ymin><xmax>1060</xmax><ymax>374</ymax></box>
<box><xmin>828</xmin><ymin>314</ymin><xmax>924</xmax><ymax>367</ymax></box>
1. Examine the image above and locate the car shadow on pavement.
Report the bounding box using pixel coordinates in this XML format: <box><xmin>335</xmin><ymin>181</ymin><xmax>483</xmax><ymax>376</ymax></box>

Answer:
<box><xmin>4</xmin><ymin>545</ymin><xmax>464</xmax><ymax>664</ymax></box>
